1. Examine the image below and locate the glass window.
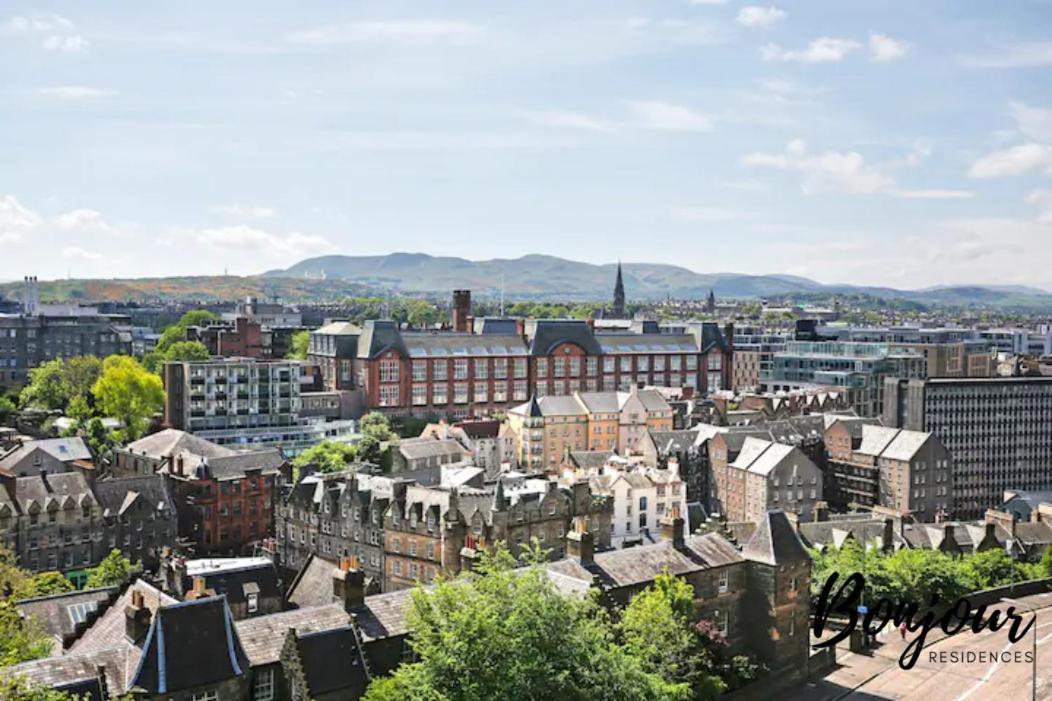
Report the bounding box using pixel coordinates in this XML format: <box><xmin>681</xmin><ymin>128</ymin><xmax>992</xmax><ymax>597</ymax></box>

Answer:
<box><xmin>454</xmin><ymin>359</ymin><xmax>469</xmax><ymax>380</ymax></box>
<box><xmin>474</xmin><ymin>358</ymin><xmax>489</xmax><ymax>379</ymax></box>
<box><xmin>252</xmin><ymin>668</ymin><xmax>274</xmax><ymax>701</ymax></box>
<box><xmin>379</xmin><ymin>358</ymin><xmax>400</xmax><ymax>383</ymax></box>
<box><xmin>432</xmin><ymin>360</ymin><xmax>448</xmax><ymax>381</ymax></box>
<box><xmin>412</xmin><ymin>384</ymin><xmax>428</xmax><ymax>405</ymax></box>
<box><xmin>494</xmin><ymin>358</ymin><xmax>508</xmax><ymax>379</ymax></box>
<box><xmin>454</xmin><ymin>383</ymin><xmax>469</xmax><ymax>404</ymax></box>
<box><xmin>513</xmin><ymin>358</ymin><xmax>527</xmax><ymax>379</ymax></box>
<box><xmin>412</xmin><ymin>360</ymin><xmax>428</xmax><ymax>382</ymax></box>
<box><xmin>432</xmin><ymin>385</ymin><xmax>448</xmax><ymax>405</ymax></box>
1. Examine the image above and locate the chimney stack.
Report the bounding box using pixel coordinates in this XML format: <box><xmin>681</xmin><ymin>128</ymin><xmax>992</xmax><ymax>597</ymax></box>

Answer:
<box><xmin>660</xmin><ymin>504</ymin><xmax>686</xmax><ymax>550</ymax></box>
<box><xmin>882</xmin><ymin>518</ymin><xmax>895</xmax><ymax>552</ymax></box>
<box><xmin>124</xmin><ymin>589</ymin><xmax>152</xmax><ymax>643</ymax></box>
<box><xmin>333</xmin><ymin>556</ymin><xmax>366</xmax><ymax>611</ymax></box>
<box><xmin>814</xmin><ymin>501</ymin><xmax>829</xmax><ymax>523</ymax></box>
<box><xmin>452</xmin><ymin>290</ymin><xmax>472</xmax><ymax>333</ymax></box>
<box><xmin>566</xmin><ymin>518</ymin><xmax>594</xmax><ymax>564</ymax></box>
<box><xmin>186</xmin><ymin>576</ymin><xmax>208</xmax><ymax>600</ymax></box>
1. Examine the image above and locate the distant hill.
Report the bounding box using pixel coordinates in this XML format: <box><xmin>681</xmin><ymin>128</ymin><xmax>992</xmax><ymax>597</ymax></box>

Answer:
<box><xmin>3</xmin><ymin>253</ymin><xmax>1050</xmax><ymax>309</ymax></box>
<box><xmin>264</xmin><ymin>253</ymin><xmax>1052</xmax><ymax>306</ymax></box>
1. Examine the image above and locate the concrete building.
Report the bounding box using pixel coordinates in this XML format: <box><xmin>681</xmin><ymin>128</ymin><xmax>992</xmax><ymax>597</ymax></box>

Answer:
<box><xmin>162</xmin><ymin>357</ymin><xmax>359</xmax><ymax>454</ymax></box>
<box><xmin>764</xmin><ymin>341</ymin><xmax>926</xmax><ymax>417</ymax></box>
<box><xmin>884</xmin><ymin>376</ymin><xmax>1052</xmax><ymax>519</ymax></box>
<box><xmin>0</xmin><ymin>291</ymin><xmax>131</xmax><ymax>388</ymax></box>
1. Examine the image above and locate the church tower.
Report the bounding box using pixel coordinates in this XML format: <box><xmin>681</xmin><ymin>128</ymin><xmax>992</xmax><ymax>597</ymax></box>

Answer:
<box><xmin>612</xmin><ymin>261</ymin><xmax>625</xmax><ymax>317</ymax></box>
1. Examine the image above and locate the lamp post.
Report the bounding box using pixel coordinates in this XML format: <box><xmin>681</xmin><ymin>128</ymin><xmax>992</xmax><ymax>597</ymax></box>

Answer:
<box><xmin>1003</xmin><ymin>597</ymin><xmax>1037</xmax><ymax>701</ymax></box>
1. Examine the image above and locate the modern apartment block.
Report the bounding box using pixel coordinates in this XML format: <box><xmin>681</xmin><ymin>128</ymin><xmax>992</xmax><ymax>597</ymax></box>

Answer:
<box><xmin>812</xmin><ymin>325</ymin><xmax>994</xmax><ymax>378</ymax></box>
<box><xmin>162</xmin><ymin>358</ymin><xmax>358</xmax><ymax>453</ymax></box>
<box><xmin>763</xmin><ymin>341</ymin><xmax>926</xmax><ymax>417</ymax></box>
<box><xmin>730</xmin><ymin>326</ymin><xmax>790</xmax><ymax>392</ymax></box>
<box><xmin>307</xmin><ymin>308</ymin><xmax>733</xmax><ymax>419</ymax></box>
<box><xmin>883</xmin><ymin>376</ymin><xmax>1052</xmax><ymax>519</ymax></box>
<box><xmin>0</xmin><ymin>277</ymin><xmax>131</xmax><ymax>387</ymax></box>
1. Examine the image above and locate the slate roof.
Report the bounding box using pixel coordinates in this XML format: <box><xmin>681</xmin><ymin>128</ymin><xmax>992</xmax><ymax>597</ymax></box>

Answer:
<box><xmin>294</xmin><ymin>626</ymin><xmax>370</xmax><ymax>697</ymax></box>
<box><xmin>184</xmin><ymin>558</ymin><xmax>282</xmax><ymax>607</ymax></box>
<box><xmin>204</xmin><ymin>449</ymin><xmax>286</xmax><ymax>480</ymax></box>
<box><xmin>0</xmin><ymin>437</ymin><xmax>92</xmax><ymax>473</ymax></box>
<box><xmin>357</xmin><ymin>320</ymin><xmax>408</xmax><ymax>359</ymax></box>
<box><xmin>547</xmin><ymin>532</ymin><xmax>743</xmax><ymax>591</ymax></box>
<box><xmin>14</xmin><ymin>472</ymin><xmax>97</xmax><ymax>513</ymax></box>
<box><xmin>742</xmin><ymin>442</ymin><xmax>796</xmax><ymax>477</ymax></box>
<box><xmin>401</xmin><ymin>332</ymin><xmax>527</xmax><ymax>358</ymax></box>
<box><xmin>398</xmin><ymin>437</ymin><xmax>469</xmax><ymax>462</ymax></box>
<box><xmin>15</xmin><ymin>587</ymin><xmax>119</xmax><ymax>652</ymax></box>
<box><xmin>528</xmin><ymin>320</ymin><xmax>604</xmax><ymax>356</ymax></box>
<box><xmin>636</xmin><ymin>388</ymin><xmax>673</xmax><ymax>413</ymax></box>
<box><xmin>880</xmin><ymin>430</ymin><xmax>931</xmax><ymax>462</ymax></box>
<box><xmin>236</xmin><ymin>603</ymin><xmax>350</xmax><ymax>666</ymax></box>
<box><xmin>124</xmin><ymin>428</ymin><xmax>235</xmax><ymax>460</ymax></box>
<box><xmin>729</xmin><ymin>437</ymin><xmax>774</xmax><ymax>471</ymax></box>
<box><xmin>70</xmin><ymin>580</ymin><xmax>176</xmax><ymax>656</ymax></box>
<box><xmin>92</xmin><ymin>475</ymin><xmax>175</xmax><ymax>518</ymax></box>
<box><xmin>286</xmin><ymin>554</ymin><xmax>340</xmax><ymax>609</ymax></box>
<box><xmin>742</xmin><ymin>510</ymin><xmax>811</xmax><ymax>566</ymax></box>
<box><xmin>575</xmin><ymin>391</ymin><xmax>621</xmax><ymax>414</ymax></box>
<box><xmin>131</xmin><ymin>596</ymin><xmax>249</xmax><ymax>694</ymax></box>
<box><xmin>596</xmin><ymin>333</ymin><xmax>699</xmax><ymax>354</ymax></box>
<box><xmin>314</xmin><ymin>321</ymin><xmax>362</xmax><ymax>336</ymax></box>
<box><xmin>6</xmin><ymin>644</ymin><xmax>131</xmax><ymax>698</ymax></box>
<box><xmin>648</xmin><ymin>430</ymin><xmax>698</xmax><ymax>455</ymax></box>
<box><xmin>569</xmin><ymin>450</ymin><xmax>615</xmax><ymax>470</ymax></box>
<box><xmin>798</xmin><ymin>519</ymin><xmax>908</xmax><ymax>552</ymax></box>
<box><xmin>856</xmin><ymin>425</ymin><xmax>903</xmax><ymax>457</ymax></box>
<box><xmin>349</xmin><ymin>589</ymin><xmax>416</xmax><ymax>641</ymax></box>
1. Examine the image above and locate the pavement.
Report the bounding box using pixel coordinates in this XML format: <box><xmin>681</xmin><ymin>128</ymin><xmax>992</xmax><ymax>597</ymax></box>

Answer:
<box><xmin>781</xmin><ymin>590</ymin><xmax>1052</xmax><ymax>701</ymax></box>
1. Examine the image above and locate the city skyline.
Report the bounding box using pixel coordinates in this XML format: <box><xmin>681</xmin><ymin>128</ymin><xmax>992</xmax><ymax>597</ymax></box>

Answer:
<box><xmin>2</xmin><ymin>1</ymin><xmax>1051</xmax><ymax>288</ymax></box>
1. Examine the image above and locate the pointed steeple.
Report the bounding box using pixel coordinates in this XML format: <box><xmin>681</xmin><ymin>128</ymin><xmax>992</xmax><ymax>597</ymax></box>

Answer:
<box><xmin>706</xmin><ymin>289</ymin><xmax>716</xmax><ymax>315</ymax></box>
<box><xmin>492</xmin><ymin>477</ymin><xmax>506</xmax><ymax>511</ymax></box>
<box><xmin>613</xmin><ymin>260</ymin><xmax>626</xmax><ymax>318</ymax></box>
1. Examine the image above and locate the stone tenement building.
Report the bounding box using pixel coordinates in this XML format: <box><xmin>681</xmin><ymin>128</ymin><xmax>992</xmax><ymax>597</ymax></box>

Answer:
<box><xmin>883</xmin><ymin>376</ymin><xmax>1052</xmax><ymax>519</ymax></box>
<box><xmin>0</xmin><ymin>471</ymin><xmax>176</xmax><ymax>583</ymax></box>
<box><xmin>276</xmin><ymin>469</ymin><xmax>396</xmax><ymax>593</ymax></box>
<box><xmin>383</xmin><ymin>474</ymin><xmax>612</xmax><ymax>590</ymax></box>
<box><xmin>7</xmin><ymin>509</ymin><xmax>813</xmax><ymax>700</ymax></box>
<box><xmin>307</xmin><ymin>302</ymin><xmax>734</xmax><ymax>419</ymax></box>
<box><xmin>116</xmin><ymin>429</ymin><xmax>285</xmax><ymax>557</ymax></box>
<box><xmin>713</xmin><ymin>437</ymin><xmax>824</xmax><ymax>523</ymax></box>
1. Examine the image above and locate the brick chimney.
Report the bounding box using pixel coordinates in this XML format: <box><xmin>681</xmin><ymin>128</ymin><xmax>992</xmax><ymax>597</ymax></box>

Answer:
<box><xmin>814</xmin><ymin>501</ymin><xmax>829</xmax><ymax>523</ymax></box>
<box><xmin>882</xmin><ymin>518</ymin><xmax>895</xmax><ymax>552</ymax></box>
<box><xmin>452</xmin><ymin>290</ymin><xmax>471</xmax><ymax>333</ymax></box>
<box><xmin>185</xmin><ymin>576</ymin><xmax>208</xmax><ymax>601</ymax></box>
<box><xmin>124</xmin><ymin>589</ymin><xmax>152</xmax><ymax>643</ymax></box>
<box><xmin>1034</xmin><ymin>503</ymin><xmax>1052</xmax><ymax>524</ymax></box>
<box><xmin>333</xmin><ymin>556</ymin><xmax>366</xmax><ymax>611</ymax></box>
<box><xmin>566</xmin><ymin>518</ymin><xmax>594</xmax><ymax>564</ymax></box>
<box><xmin>460</xmin><ymin>535</ymin><xmax>482</xmax><ymax>572</ymax></box>
<box><xmin>985</xmin><ymin>508</ymin><xmax>1017</xmax><ymax>538</ymax></box>
<box><xmin>660</xmin><ymin>504</ymin><xmax>685</xmax><ymax>550</ymax></box>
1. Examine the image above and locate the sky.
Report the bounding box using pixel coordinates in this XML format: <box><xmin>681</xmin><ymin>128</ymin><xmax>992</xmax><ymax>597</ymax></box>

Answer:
<box><xmin>1</xmin><ymin>1</ymin><xmax>1051</xmax><ymax>290</ymax></box>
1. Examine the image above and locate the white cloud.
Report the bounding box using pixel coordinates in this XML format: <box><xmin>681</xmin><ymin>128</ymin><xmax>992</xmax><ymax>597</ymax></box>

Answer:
<box><xmin>1026</xmin><ymin>189</ymin><xmax>1052</xmax><ymax>223</ymax></box>
<box><xmin>736</xmin><ymin>6</ymin><xmax>786</xmax><ymax>28</ymax></box>
<box><xmin>1009</xmin><ymin>101</ymin><xmax>1052</xmax><ymax>142</ymax></box>
<box><xmin>533</xmin><ymin>110</ymin><xmax>614</xmax><ymax>132</ymax></box>
<box><xmin>53</xmin><ymin>209</ymin><xmax>122</xmax><ymax>236</ymax></box>
<box><xmin>187</xmin><ymin>225</ymin><xmax>334</xmax><ymax>259</ymax></box>
<box><xmin>214</xmin><ymin>204</ymin><xmax>278</xmax><ymax>219</ymax></box>
<box><xmin>628</xmin><ymin>101</ymin><xmax>712</xmax><ymax>132</ymax></box>
<box><xmin>287</xmin><ymin>20</ymin><xmax>481</xmax><ymax>46</ymax></box>
<box><xmin>6</xmin><ymin>13</ymin><xmax>86</xmax><ymax>52</ymax></box>
<box><xmin>869</xmin><ymin>33</ymin><xmax>909</xmax><ymax>62</ymax></box>
<box><xmin>38</xmin><ymin>86</ymin><xmax>115</xmax><ymax>100</ymax></box>
<box><xmin>0</xmin><ymin>195</ymin><xmax>42</xmax><ymax>243</ymax></box>
<box><xmin>959</xmin><ymin>42</ymin><xmax>1052</xmax><ymax>68</ymax></box>
<box><xmin>969</xmin><ymin>143</ymin><xmax>1052</xmax><ymax>178</ymax></box>
<box><xmin>743</xmin><ymin>140</ymin><xmax>971</xmax><ymax>198</ymax></box>
<box><xmin>61</xmin><ymin>246</ymin><xmax>103</xmax><ymax>262</ymax></box>
<box><xmin>761</xmin><ymin>37</ymin><xmax>862</xmax><ymax>63</ymax></box>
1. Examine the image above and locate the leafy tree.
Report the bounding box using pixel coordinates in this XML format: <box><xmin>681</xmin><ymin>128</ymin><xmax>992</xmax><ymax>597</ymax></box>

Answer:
<box><xmin>291</xmin><ymin>440</ymin><xmax>361</xmax><ymax>481</ymax></box>
<box><xmin>177</xmin><ymin>309</ymin><xmax>219</xmax><ymax>328</ymax></box>
<box><xmin>21</xmin><ymin>572</ymin><xmax>75</xmax><ymax>598</ymax></box>
<box><xmin>364</xmin><ymin>545</ymin><xmax>688</xmax><ymax>701</ymax></box>
<box><xmin>618</xmin><ymin>573</ymin><xmax>725</xmax><ymax>700</ymax></box>
<box><xmin>0</xmin><ymin>394</ymin><xmax>15</xmax><ymax>422</ymax></box>
<box><xmin>0</xmin><ymin>601</ymin><xmax>53</xmax><ymax>666</ymax></box>
<box><xmin>19</xmin><ymin>356</ymin><xmax>102</xmax><ymax>412</ymax></box>
<box><xmin>66</xmin><ymin>394</ymin><xmax>93</xmax><ymax>426</ymax></box>
<box><xmin>149</xmin><ymin>309</ymin><xmax>219</xmax><ymax>364</ymax></box>
<box><xmin>959</xmin><ymin>548</ymin><xmax>1017</xmax><ymax>590</ymax></box>
<box><xmin>160</xmin><ymin>341</ymin><xmax>210</xmax><ymax>363</ymax></box>
<box><xmin>287</xmin><ymin>330</ymin><xmax>310</xmax><ymax>360</ymax></box>
<box><xmin>404</xmin><ymin>299</ymin><xmax>439</xmax><ymax>328</ymax></box>
<box><xmin>84</xmin><ymin>549</ymin><xmax>140</xmax><ymax>590</ymax></box>
<box><xmin>1040</xmin><ymin>546</ymin><xmax>1052</xmax><ymax>578</ymax></box>
<box><xmin>91</xmin><ymin>356</ymin><xmax>164</xmax><ymax>440</ymax></box>
<box><xmin>0</xmin><ymin>675</ymin><xmax>84</xmax><ymax>701</ymax></box>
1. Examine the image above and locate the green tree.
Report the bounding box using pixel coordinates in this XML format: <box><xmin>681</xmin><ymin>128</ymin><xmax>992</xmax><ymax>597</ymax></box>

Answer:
<box><xmin>363</xmin><ymin>546</ymin><xmax>688</xmax><ymax>701</ymax></box>
<box><xmin>959</xmin><ymin>548</ymin><xmax>1017</xmax><ymax>590</ymax></box>
<box><xmin>404</xmin><ymin>299</ymin><xmax>439</xmax><ymax>328</ymax></box>
<box><xmin>0</xmin><ymin>601</ymin><xmax>53</xmax><ymax>666</ymax></box>
<box><xmin>0</xmin><ymin>675</ymin><xmax>86</xmax><ymax>700</ymax></box>
<box><xmin>91</xmin><ymin>356</ymin><xmax>164</xmax><ymax>440</ymax></box>
<box><xmin>145</xmin><ymin>339</ymin><xmax>211</xmax><ymax>373</ymax></box>
<box><xmin>618</xmin><ymin>573</ymin><xmax>726</xmax><ymax>700</ymax></box>
<box><xmin>21</xmin><ymin>572</ymin><xmax>75</xmax><ymax>598</ymax></box>
<box><xmin>287</xmin><ymin>330</ymin><xmax>310</xmax><ymax>360</ymax></box>
<box><xmin>291</xmin><ymin>440</ymin><xmax>361</xmax><ymax>481</ymax></box>
<box><xmin>0</xmin><ymin>394</ymin><xmax>15</xmax><ymax>422</ymax></box>
<box><xmin>84</xmin><ymin>549</ymin><xmax>140</xmax><ymax>590</ymax></box>
<box><xmin>19</xmin><ymin>356</ymin><xmax>102</xmax><ymax>412</ymax></box>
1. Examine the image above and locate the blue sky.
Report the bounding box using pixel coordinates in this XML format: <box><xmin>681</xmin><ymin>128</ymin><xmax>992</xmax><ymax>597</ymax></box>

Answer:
<box><xmin>1</xmin><ymin>1</ymin><xmax>1051</xmax><ymax>289</ymax></box>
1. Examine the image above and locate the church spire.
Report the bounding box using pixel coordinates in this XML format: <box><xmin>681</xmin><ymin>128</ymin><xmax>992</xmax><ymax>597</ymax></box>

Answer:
<box><xmin>613</xmin><ymin>260</ymin><xmax>625</xmax><ymax>317</ymax></box>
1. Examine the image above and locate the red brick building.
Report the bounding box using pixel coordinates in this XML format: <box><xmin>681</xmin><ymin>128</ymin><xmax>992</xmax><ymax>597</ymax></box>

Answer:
<box><xmin>187</xmin><ymin>317</ymin><xmax>266</xmax><ymax>358</ymax></box>
<box><xmin>309</xmin><ymin>316</ymin><xmax>734</xmax><ymax>419</ymax></box>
